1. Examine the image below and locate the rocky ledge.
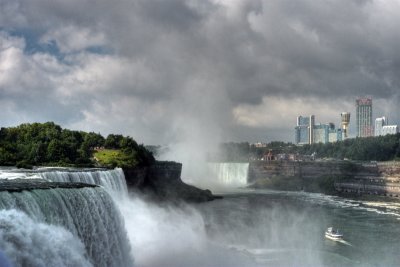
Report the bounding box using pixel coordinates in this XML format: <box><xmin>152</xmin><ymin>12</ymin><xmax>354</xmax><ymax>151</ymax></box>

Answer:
<box><xmin>0</xmin><ymin>179</ymin><xmax>97</xmax><ymax>192</ymax></box>
<box><xmin>123</xmin><ymin>161</ymin><xmax>218</xmax><ymax>203</ymax></box>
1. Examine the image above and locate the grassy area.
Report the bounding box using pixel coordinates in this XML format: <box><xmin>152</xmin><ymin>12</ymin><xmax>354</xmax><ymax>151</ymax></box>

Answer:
<box><xmin>93</xmin><ymin>149</ymin><xmax>137</xmax><ymax>168</ymax></box>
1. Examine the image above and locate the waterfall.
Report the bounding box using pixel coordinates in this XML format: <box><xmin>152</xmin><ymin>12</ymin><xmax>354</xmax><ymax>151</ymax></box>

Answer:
<box><xmin>0</xmin><ymin>209</ymin><xmax>93</xmax><ymax>267</ymax></box>
<box><xmin>0</xmin><ymin>169</ymin><xmax>133</xmax><ymax>267</ymax></box>
<box><xmin>208</xmin><ymin>163</ymin><xmax>249</xmax><ymax>187</ymax></box>
<box><xmin>0</xmin><ymin>186</ymin><xmax>132</xmax><ymax>267</ymax></box>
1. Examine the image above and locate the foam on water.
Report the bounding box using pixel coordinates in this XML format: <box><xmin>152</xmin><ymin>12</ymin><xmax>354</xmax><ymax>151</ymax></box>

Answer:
<box><xmin>256</xmin><ymin>189</ymin><xmax>400</xmax><ymax>219</ymax></box>
<box><xmin>0</xmin><ymin>169</ymin><xmax>42</xmax><ymax>180</ymax></box>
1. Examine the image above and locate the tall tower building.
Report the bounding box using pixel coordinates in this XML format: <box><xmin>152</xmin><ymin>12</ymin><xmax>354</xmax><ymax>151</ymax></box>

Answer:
<box><xmin>340</xmin><ymin>112</ymin><xmax>350</xmax><ymax>138</ymax></box>
<box><xmin>295</xmin><ymin>115</ymin><xmax>315</xmax><ymax>145</ymax></box>
<box><xmin>356</xmin><ymin>97</ymin><xmax>373</xmax><ymax>137</ymax></box>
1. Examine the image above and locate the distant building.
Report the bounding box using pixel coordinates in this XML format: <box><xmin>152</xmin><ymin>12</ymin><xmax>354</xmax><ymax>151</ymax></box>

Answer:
<box><xmin>295</xmin><ymin>115</ymin><xmax>314</xmax><ymax>145</ymax></box>
<box><xmin>313</xmin><ymin>123</ymin><xmax>342</xmax><ymax>144</ymax></box>
<box><xmin>313</xmin><ymin>124</ymin><xmax>330</xmax><ymax>144</ymax></box>
<box><xmin>340</xmin><ymin>112</ymin><xmax>350</xmax><ymax>138</ymax></box>
<box><xmin>356</xmin><ymin>97</ymin><xmax>373</xmax><ymax>137</ymax></box>
<box><xmin>295</xmin><ymin>115</ymin><xmax>345</xmax><ymax>145</ymax></box>
<box><xmin>374</xmin><ymin>116</ymin><xmax>398</xmax><ymax>136</ymax></box>
<box><xmin>382</xmin><ymin>125</ymin><xmax>399</xmax><ymax>135</ymax></box>
<box><xmin>375</xmin><ymin>117</ymin><xmax>386</xmax><ymax>136</ymax></box>
<box><xmin>329</xmin><ymin>128</ymin><xmax>343</xmax><ymax>143</ymax></box>
<box><xmin>251</xmin><ymin>142</ymin><xmax>267</xmax><ymax>148</ymax></box>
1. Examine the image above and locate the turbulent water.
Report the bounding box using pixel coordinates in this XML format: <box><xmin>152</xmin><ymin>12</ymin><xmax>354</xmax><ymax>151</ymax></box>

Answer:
<box><xmin>0</xmin><ymin>168</ymin><xmax>132</xmax><ymax>267</ymax></box>
<box><xmin>1</xmin><ymin>167</ymin><xmax>400</xmax><ymax>266</ymax></box>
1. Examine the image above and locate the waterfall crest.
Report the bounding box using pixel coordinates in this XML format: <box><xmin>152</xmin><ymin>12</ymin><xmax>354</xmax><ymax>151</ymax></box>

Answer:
<box><xmin>208</xmin><ymin>163</ymin><xmax>249</xmax><ymax>187</ymax></box>
<box><xmin>39</xmin><ymin>168</ymin><xmax>128</xmax><ymax>196</ymax></box>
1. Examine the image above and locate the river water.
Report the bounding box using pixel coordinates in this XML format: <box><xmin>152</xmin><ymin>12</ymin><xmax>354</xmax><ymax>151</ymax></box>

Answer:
<box><xmin>193</xmin><ymin>189</ymin><xmax>400</xmax><ymax>267</ymax></box>
<box><xmin>0</xmin><ymin>167</ymin><xmax>399</xmax><ymax>266</ymax></box>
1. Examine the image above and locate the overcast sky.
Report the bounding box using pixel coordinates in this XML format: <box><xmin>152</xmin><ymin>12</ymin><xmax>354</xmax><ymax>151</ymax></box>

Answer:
<box><xmin>1</xmin><ymin>0</ymin><xmax>400</xmax><ymax>147</ymax></box>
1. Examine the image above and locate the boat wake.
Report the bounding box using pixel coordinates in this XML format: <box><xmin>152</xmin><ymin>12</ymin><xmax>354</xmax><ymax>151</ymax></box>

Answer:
<box><xmin>337</xmin><ymin>239</ymin><xmax>352</xmax><ymax>246</ymax></box>
<box><xmin>325</xmin><ymin>238</ymin><xmax>353</xmax><ymax>247</ymax></box>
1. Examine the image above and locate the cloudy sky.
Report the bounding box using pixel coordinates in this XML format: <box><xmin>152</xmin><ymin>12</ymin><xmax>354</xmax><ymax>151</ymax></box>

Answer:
<box><xmin>1</xmin><ymin>0</ymin><xmax>400</xmax><ymax>146</ymax></box>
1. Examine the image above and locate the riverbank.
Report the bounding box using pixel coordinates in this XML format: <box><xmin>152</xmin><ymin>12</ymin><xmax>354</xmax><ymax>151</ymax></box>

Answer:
<box><xmin>248</xmin><ymin>160</ymin><xmax>400</xmax><ymax>198</ymax></box>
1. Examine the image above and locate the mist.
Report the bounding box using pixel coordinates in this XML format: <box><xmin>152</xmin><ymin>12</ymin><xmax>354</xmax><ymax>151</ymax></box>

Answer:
<box><xmin>111</xmin><ymin>189</ymin><xmax>329</xmax><ymax>267</ymax></box>
<box><xmin>0</xmin><ymin>209</ymin><xmax>93</xmax><ymax>267</ymax></box>
<box><xmin>115</xmin><ymin>195</ymin><xmax>256</xmax><ymax>267</ymax></box>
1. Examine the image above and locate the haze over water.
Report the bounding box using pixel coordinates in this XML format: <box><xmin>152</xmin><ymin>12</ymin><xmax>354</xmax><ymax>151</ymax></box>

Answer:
<box><xmin>122</xmin><ymin>163</ymin><xmax>400</xmax><ymax>267</ymax></box>
<box><xmin>1</xmin><ymin>163</ymin><xmax>400</xmax><ymax>266</ymax></box>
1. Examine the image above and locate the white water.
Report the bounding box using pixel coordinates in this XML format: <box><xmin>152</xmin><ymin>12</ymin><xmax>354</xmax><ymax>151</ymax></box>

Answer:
<box><xmin>33</xmin><ymin>168</ymin><xmax>258</xmax><ymax>266</ymax></box>
<box><xmin>0</xmin><ymin>209</ymin><xmax>93</xmax><ymax>267</ymax></box>
<box><xmin>39</xmin><ymin>168</ymin><xmax>129</xmax><ymax>198</ymax></box>
<box><xmin>2</xmin><ymin>168</ymin><xmax>399</xmax><ymax>266</ymax></box>
<box><xmin>0</xmin><ymin>169</ymin><xmax>133</xmax><ymax>267</ymax></box>
<box><xmin>207</xmin><ymin>162</ymin><xmax>249</xmax><ymax>188</ymax></box>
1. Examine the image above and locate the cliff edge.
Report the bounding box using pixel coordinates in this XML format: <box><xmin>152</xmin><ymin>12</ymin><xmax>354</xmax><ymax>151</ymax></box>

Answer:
<box><xmin>123</xmin><ymin>161</ymin><xmax>217</xmax><ymax>203</ymax></box>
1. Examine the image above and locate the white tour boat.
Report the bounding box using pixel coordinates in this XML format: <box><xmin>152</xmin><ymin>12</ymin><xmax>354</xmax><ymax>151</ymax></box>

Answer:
<box><xmin>325</xmin><ymin>227</ymin><xmax>343</xmax><ymax>241</ymax></box>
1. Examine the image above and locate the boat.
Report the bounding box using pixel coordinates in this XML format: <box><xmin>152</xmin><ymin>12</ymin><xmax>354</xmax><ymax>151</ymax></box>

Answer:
<box><xmin>325</xmin><ymin>227</ymin><xmax>343</xmax><ymax>241</ymax></box>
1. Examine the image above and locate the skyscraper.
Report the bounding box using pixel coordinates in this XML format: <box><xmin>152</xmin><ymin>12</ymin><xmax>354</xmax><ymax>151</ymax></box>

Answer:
<box><xmin>295</xmin><ymin>115</ymin><xmax>315</xmax><ymax>145</ymax></box>
<box><xmin>356</xmin><ymin>97</ymin><xmax>373</xmax><ymax>137</ymax></box>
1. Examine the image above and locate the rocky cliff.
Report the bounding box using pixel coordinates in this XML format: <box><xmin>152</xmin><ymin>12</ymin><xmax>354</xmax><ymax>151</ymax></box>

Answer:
<box><xmin>249</xmin><ymin>160</ymin><xmax>400</xmax><ymax>196</ymax></box>
<box><xmin>123</xmin><ymin>161</ymin><xmax>217</xmax><ymax>203</ymax></box>
<box><xmin>335</xmin><ymin>162</ymin><xmax>400</xmax><ymax>197</ymax></box>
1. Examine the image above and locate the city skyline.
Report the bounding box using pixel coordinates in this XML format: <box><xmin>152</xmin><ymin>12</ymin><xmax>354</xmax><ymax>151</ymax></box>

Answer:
<box><xmin>1</xmin><ymin>1</ymin><xmax>400</xmax><ymax>146</ymax></box>
<box><xmin>294</xmin><ymin>96</ymin><xmax>399</xmax><ymax>145</ymax></box>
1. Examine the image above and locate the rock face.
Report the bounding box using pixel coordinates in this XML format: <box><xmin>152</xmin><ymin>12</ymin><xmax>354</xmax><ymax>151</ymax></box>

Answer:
<box><xmin>249</xmin><ymin>160</ymin><xmax>400</xmax><ymax>197</ymax></box>
<box><xmin>248</xmin><ymin>161</ymin><xmax>352</xmax><ymax>182</ymax></box>
<box><xmin>335</xmin><ymin>162</ymin><xmax>400</xmax><ymax>197</ymax></box>
<box><xmin>123</xmin><ymin>161</ymin><xmax>217</xmax><ymax>203</ymax></box>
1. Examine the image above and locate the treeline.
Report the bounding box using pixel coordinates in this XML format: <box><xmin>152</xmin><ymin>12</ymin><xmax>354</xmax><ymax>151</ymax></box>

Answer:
<box><xmin>216</xmin><ymin>134</ymin><xmax>400</xmax><ymax>162</ymax></box>
<box><xmin>0</xmin><ymin>122</ymin><xmax>154</xmax><ymax>168</ymax></box>
<box><xmin>298</xmin><ymin>134</ymin><xmax>400</xmax><ymax>161</ymax></box>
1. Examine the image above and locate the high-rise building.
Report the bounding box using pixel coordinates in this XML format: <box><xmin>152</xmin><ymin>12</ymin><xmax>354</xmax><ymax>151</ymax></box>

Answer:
<box><xmin>295</xmin><ymin>115</ymin><xmax>315</xmax><ymax>145</ymax></box>
<box><xmin>340</xmin><ymin>112</ymin><xmax>350</xmax><ymax>138</ymax></box>
<box><xmin>375</xmin><ymin>117</ymin><xmax>386</xmax><ymax>136</ymax></box>
<box><xmin>313</xmin><ymin>123</ymin><xmax>343</xmax><ymax>144</ymax></box>
<box><xmin>295</xmin><ymin>115</ymin><xmax>344</xmax><ymax>145</ymax></box>
<box><xmin>356</xmin><ymin>97</ymin><xmax>373</xmax><ymax>137</ymax></box>
<box><xmin>313</xmin><ymin>124</ymin><xmax>329</xmax><ymax>144</ymax></box>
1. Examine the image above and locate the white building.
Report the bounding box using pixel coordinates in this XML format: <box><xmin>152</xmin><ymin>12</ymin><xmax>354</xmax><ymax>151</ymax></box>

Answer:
<box><xmin>375</xmin><ymin>116</ymin><xmax>398</xmax><ymax>136</ymax></box>
<box><xmin>375</xmin><ymin>117</ymin><xmax>386</xmax><ymax>136</ymax></box>
<box><xmin>382</xmin><ymin>125</ymin><xmax>399</xmax><ymax>135</ymax></box>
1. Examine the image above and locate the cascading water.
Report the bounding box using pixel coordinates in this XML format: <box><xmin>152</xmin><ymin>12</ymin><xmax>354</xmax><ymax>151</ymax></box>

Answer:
<box><xmin>0</xmin><ymin>209</ymin><xmax>92</xmax><ymax>267</ymax></box>
<box><xmin>208</xmin><ymin>162</ymin><xmax>249</xmax><ymax>187</ymax></box>
<box><xmin>39</xmin><ymin>168</ymin><xmax>128</xmax><ymax>196</ymax></box>
<box><xmin>0</xmin><ymin>168</ymin><xmax>133</xmax><ymax>267</ymax></box>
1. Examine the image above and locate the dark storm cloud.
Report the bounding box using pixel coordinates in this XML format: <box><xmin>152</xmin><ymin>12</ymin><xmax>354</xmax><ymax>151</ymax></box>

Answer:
<box><xmin>1</xmin><ymin>0</ymin><xmax>400</xmax><ymax>144</ymax></box>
